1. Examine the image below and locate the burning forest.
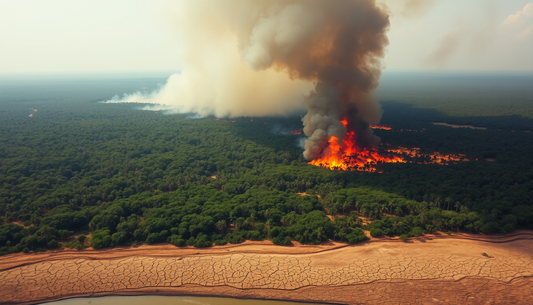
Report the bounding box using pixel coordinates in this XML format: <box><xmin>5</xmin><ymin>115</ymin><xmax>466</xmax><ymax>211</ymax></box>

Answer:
<box><xmin>106</xmin><ymin>0</ymin><xmax>393</xmax><ymax>165</ymax></box>
<box><xmin>269</xmin><ymin>1</ymin><xmax>469</xmax><ymax>172</ymax></box>
<box><xmin>309</xmin><ymin>118</ymin><xmax>404</xmax><ymax>172</ymax></box>
<box><xmin>308</xmin><ymin>121</ymin><xmax>470</xmax><ymax>172</ymax></box>
<box><xmin>105</xmin><ymin>1</ymin><xmax>470</xmax><ymax>172</ymax></box>
<box><xmin>285</xmin><ymin>0</ymin><xmax>402</xmax><ymax>171</ymax></box>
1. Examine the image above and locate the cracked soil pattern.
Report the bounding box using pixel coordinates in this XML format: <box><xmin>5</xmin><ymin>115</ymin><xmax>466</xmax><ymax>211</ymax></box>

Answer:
<box><xmin>1</xmin><ymin>235</ymin><xmax>533</xmax><ymax>305</ymax></box>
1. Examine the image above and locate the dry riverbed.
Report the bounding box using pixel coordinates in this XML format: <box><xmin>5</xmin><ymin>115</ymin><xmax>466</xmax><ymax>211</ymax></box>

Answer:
<box><xmin>1</xmin><ymin>231</ymin><xmax>533</xmax><ymax>305</ymax></box>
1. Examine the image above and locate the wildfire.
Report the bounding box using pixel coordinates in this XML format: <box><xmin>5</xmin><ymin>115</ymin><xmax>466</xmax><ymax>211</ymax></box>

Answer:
<box><xmin>309</xmin><ymin>119</ymin><xmax>405</xmax><ymax>172</ymax></box>
<box><xmin>386</xmin><ymin>147</ymin><xmax>469</xmax><ymax>164</ymax></box>
<box><xmin>371</xmin><ymin>125</ymin><xmax>427</xmax><ymax>132</ymax></box>
<box><xmin>213</xmin><ymin>118</ymin><xmax>236</xmax><ymax>123</ymax></box>
<box><xmin>309</xmin><ymin>119</ymin><xmax>469</xmax><ymax>172</ymax></box>
<box><xmin>370</xmin><ymin>125</ymin><xmax>392</xmax><ymax>130</ymax></box>
<box><xmin>290</xmin><ymin>129</ymin><xmax>303</xmax><ymax>135</ymax></box>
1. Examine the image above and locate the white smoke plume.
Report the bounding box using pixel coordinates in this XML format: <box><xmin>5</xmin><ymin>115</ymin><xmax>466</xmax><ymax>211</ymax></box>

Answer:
<box><xmin>107</xmin><ymin>0</ymin><xmax>390</xmax><ymax>160</ymax></box>
<box><xmin>105</xmin><ymin>1</ymin><xmax>313</xmax><ymax>117</ymax></box>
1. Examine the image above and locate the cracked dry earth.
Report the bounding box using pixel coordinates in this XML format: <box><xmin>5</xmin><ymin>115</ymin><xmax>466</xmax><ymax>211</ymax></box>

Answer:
<box><xmin>1</xmin><ymin>238</ymin><xmax>533</xmax><ymax>305</ymax></box>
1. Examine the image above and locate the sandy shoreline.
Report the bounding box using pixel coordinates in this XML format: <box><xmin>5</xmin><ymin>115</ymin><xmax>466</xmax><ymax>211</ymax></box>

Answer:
<box><xmin>2</xmin><ymin>231</ymin><xmax>533</xmax><ymax>305</ymax></box>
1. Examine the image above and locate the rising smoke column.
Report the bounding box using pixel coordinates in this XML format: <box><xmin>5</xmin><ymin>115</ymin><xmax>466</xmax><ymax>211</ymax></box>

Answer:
<box><xmin>108</xmin><ymin>0</ymin><xmax>390</xmax><ymax>161</ymax></box>
<box><xmin>213</xmin><ymin>0</ymin><xmax>389</xmax><ymax>160</ymax></box>
<box><xmin>223</xmin><ymin>0</ymin><xmax>389</xmax><ymax>160</ymax></box>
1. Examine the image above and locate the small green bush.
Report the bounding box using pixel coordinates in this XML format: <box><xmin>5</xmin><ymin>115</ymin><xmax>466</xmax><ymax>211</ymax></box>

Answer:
<box><xmin>346</xmin><ymin>228</ymin><xmax>368</xmax><ymax>243</ymax></box>
<box><xmin>409</xmin><ymin>227</ymin><xmax>424</xmax><ymax>237</ymax></box>
<box><xmin>370</xmin><ymin>228</ymin><xmax>384</xmax><ymax>237</ymax></box>
<box><xmin>47</xmin><ymin>239</ymin><xmax>58</xmax><ymax>248</ymax></box>
<box><xmin>170</xmin><ymin>235</ymin><xmax>186</xmax><ymax>247</ymax></box>
<box><xmin>193</xmin><ymin>233</ymin><xmax>211</xmax><ymax>248</ymax></box>
<box><xmin>272</xmin><ymin>236</ymin><xmax>292</xmax><ymax>245</ymax></box>
<box><xmin>66</xmin><ymin>239</ymin><xmax>85</xmax><ymax>249</ymax></box>
<box><xmin>214</xmin><ymin>239</ymin><xmax>228</xmax><ymax>246</ymax></box>
<box><xmin>225</xmin><ymin>233</ymin><xmax>244</xmax><ymax>244</ymax></box>
<box><xmin>90</xmin><ymin>229</ymin><xmax>112</xmax><ymax>249</ymax></box>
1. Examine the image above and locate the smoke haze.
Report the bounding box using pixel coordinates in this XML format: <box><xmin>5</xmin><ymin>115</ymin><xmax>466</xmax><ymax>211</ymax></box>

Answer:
<box><xmin>107</xmin><ymin>0</ymin><xmax>390</xmax><ymax>160</ymax></box>
<box><xmin>106</xmin><ymin>1</ymin><xmax>313</xmax><ymax>117</ymax></box>
<box><xmin>384</xmin><ymin>0</ymin><xmax>437</xmax><ymax>19</ymax></box>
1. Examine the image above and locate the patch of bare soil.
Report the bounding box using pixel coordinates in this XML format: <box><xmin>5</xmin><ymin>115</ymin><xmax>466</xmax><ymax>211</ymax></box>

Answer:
<box><xmin>10</xmin><ymin>221</ymin><xmax>33</xmax><ymax>229</ymax></box>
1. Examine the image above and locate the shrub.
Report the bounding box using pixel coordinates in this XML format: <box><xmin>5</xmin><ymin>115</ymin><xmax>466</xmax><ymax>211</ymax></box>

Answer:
<box><xmin>47</xmin><ymin>239</ymin><xmax>59</xmax><ymax>248</ymax></box>
<box><xmin>145</xmin><ymin>233</ymin><xmax>161</xmax><ymax>244</ymax></box>
<box><xmin>111</xmin><ymin>231</ymin><xmax>128</xmax><ymax>245</ymax></box>
<box><xmin>370</xmin><ymin>228</ymin><xmax>384</xmax><ymax>237</ymax></box>
<box><xmin>186</xmin><ymin>236</ymin><xmax>196</xmax><ymax>246</ymax></box>
<box><xmin>58</xmin><ymin>229</ymin><xmax>74</xmax><ymax>240</ymax></box>
<box><xmin>225</xmin><ymin>233</ymin><xmax>244</xmax><ymax>244</ymax></box>
<box><xmin>409</xmin><ymin>227</ymin><xmax>424</xmax><ymax>237</ymax></box>
<box><xmin>480</xmin><ymin>222</ymin><xmax>500</xmax><ymax>234</ymax></box>
<box><xmin>272</xmin><ymin>236</ymin><xmax>291</xmax><ymax>245</ymax></box>
<box><xmin>193</xmin><ymin>233</ymin><xmax>212</xmax><ymax>248</ymax></box>
<box><xmin>214</xmin><ymin>239</ymin><xmax>228</xmax><ymax>246</ymax></box>
<box><xmin>66</xmin><ymin>239</ymin><xmax>84</xmax><ymax>249</ymax></box>
<box><xmin>246</xmin><ymin>230</ymin><xmax>263</xmax><ymax>241</ymax></box>
<box><xmin>170</xmin><ymin>235</ymin><xmax>186</xmax><ymax>247</ymax></box>
<box><xmin>90</xmin><ymin>229</ymin><xmax>112</xmax><ymax>249</ymax></box>
<box><xmin>133</xmin><ymin>229</ymin><xmax>147</xmax><ymax>241</ymax></box>
<box><xmin>346</xmin><ymin>228</ymin><xmax>368</xmax><ymax>243</ymax></box>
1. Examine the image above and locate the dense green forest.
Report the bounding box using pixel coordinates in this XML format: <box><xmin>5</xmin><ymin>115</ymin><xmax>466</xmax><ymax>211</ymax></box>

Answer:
<box><xmin>0</xmin><ymin>74</ymin><xmax>532</xmax><ymax>254</ymax></box>
<box><xmin>377</xmin><ymin>72</ymin><xmax>533</xmax><ymax>123</ymax></box>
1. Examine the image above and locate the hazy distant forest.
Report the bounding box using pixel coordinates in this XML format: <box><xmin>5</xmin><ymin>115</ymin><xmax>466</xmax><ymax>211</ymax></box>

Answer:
<box><xmin>1</xmin><ymin>73</ymin><xmax>532</xmax><ymax>254</ymax></box>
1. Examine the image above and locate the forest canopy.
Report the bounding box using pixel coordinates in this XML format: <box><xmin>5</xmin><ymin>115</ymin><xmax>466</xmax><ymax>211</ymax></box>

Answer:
<box><xmin>0</xmin><ymin>76</ymin><xmax>532</xmax><ymax>254</ymax></box>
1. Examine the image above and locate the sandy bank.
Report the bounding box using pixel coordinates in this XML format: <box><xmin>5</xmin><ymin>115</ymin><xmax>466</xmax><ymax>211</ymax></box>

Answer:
<box><xmin>2</xmin><ymin>231</ymin><xmax>533</xmax><ymax>305</ymax></box>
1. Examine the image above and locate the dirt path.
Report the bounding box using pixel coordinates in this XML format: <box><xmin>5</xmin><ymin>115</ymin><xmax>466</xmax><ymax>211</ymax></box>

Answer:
<box><xmin>2</xmin><ymin>231</ymin><xmax>533</xmax><ymax>305</ymax></box>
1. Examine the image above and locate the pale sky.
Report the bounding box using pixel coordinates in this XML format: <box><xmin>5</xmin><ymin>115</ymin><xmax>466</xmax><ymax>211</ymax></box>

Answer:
<box><xmin>0</xmin><ymin>0</ymin><xmax>532</xmax><ymax>73</ymax></box>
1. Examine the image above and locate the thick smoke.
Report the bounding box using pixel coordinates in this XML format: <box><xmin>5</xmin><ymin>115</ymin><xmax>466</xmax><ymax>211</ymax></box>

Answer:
<box><xmin>224</xmin><ymin>0</ymin><xmax>390</xmax><ymax>160</ymax></box>
<box><xmin>108</xmin><ymin>0</ymin><xmax>390</xmax><ymax>160</ymax></box>
<box><xmin>105</xmin><ymin>1</ymin><xmax>314</xmax><ymax>117</ymax></box>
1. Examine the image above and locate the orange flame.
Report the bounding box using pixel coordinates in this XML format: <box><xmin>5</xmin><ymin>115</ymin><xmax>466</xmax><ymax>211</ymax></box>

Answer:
<box><xmin>340</xmin><ymin>118</ymin><xmax>348</xmax><ymax>127</ymax></box>
<box><xmin>213</xmin><ymin>118</ymin><xmax>236</xmax><ymax>123</ymax></box>
<box><xmin>309</xmin><ymin>119</ymin><xmax>468</xmax><ymax>172</ymax></box>
<box><xmin>386</xmin><ymin>147</ymin><xmax>469</xmax><ymax>164</ymax></box>
<box><xmin>309</xmin><ymin>120</ymin><xmax>405</xmax><ymax>172</ymax></box>
<box><xmin>370</xmin><ymin>125</ymin><xmax>392</xmax><ymax>130</ymax></box>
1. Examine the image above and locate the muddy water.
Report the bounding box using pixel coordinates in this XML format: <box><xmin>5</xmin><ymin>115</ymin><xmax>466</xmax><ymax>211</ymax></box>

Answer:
<box><xmin>41</xmin><ymin>295</ymin><xmax>325</xmax><ymax>305</ymax></box>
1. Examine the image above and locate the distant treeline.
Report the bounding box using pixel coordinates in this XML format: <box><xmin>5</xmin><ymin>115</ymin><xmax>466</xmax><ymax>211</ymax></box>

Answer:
<box><xmin>377</xmin><ymin>72</ymin><xmax>533</xmax><ymax>120</ymax></box>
